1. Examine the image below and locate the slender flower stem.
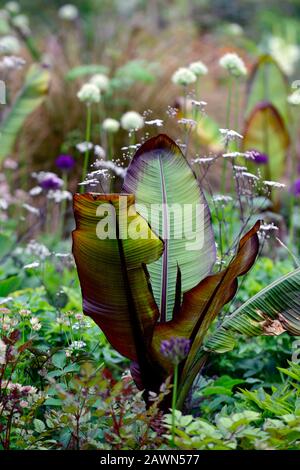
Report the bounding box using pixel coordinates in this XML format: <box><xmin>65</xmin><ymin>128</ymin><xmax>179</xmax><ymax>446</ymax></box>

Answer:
<box><xmin>221</xmin><ymin>76</ymin><xmax>232</xmax><ymax>193</ymax></box>
<box><xmin>59</xmin><ymin>172</ymin><xmax>68</xmax><ymax>240</ymax></box>
<box><xmin>289</xmin><ymin>110</ymin><xmax>299</xmax><ymax>250</ymax></box>
<box><xmin>80</xmin><ymin>105</ymin><xmax>92</xmax><ymax>193</ymax></box>
<box><xmin>171</xmin><ymin>363</ymin><xmax>178</xmax><ymax>446</ymax></box>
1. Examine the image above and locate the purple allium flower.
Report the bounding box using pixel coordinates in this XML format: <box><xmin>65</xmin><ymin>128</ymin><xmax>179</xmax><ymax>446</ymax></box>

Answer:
<box><xmin>160</xmin><ymin>337</ymin><xmax>190</xmax><ymax>365</ymax></box>
<box><xmin>34</xmin><ymin>172</ymin><xmax>63</xmax><ymax>191</ymax></box>
<box><xmin>291</xmin><ymin>179</ymin><xmax>300</xmax><ymax>197</ymax></box>
<box><xmin>55</xmin><ymin>154</ymin><xmax>75</xmax><ymax>171</ymax></box>
<box><xmin>250</xmin><ymin>149</ymin><xmax>268</xmax><ymax>164</ymax></box>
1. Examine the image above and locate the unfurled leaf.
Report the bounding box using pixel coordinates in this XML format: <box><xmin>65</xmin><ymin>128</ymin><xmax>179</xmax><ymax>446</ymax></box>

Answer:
<box><xmin>0</xmin><ymin>64</ymin><xmax>50</xmax><ymax>161</ymax></box>
<box><xmin>246</xmin><ymin>55</ymin><xmax>290</xmax><ymax>126</ymax></box>
<box><xmin>242</xmin><ymin>101</ymin><xmax>289</xmax><ymax>181</ymax></box>
<box><xmin>122</xmin><ymin>134</ymin><xmax>216</xmax><ymax>322</ymax></box>
<box><xmin>205</xmin><ymin>267</ymin><xmax>300</xmax><ymax>355</ymax></box>
<box><xmin>72</xmin><ymin>193</ymin><xmax>164</xmax><ymax>389</ymax></box>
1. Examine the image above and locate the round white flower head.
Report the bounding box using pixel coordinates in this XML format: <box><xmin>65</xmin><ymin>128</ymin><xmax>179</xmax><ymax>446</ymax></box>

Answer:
<box><xmin>58</xmin><ymin>4</ymin><xmax>79</xmax><ymax>21</ymax></box>
<box><xmin>189</xmin><ymin>61</ymin><xmax>208</xmax><ymax>76</ymax></box>
<box><xmin>102</xmin><ymin>118</ymin><xmax>120</xmax><ymax>133</ymax></box>
<box><xmin>5</xmin><ymin>1</ymin><xmax>20</xmax><ymax>14</ymax></box>
<box><xmin>89</xmin><ymin>73</ymin><xmax>110</xmax><ymax>92</ymax></box>
<box><xmin>172</xmin><ymin>67</ymin><xmax>197</xmax><ymax>86</ymax></box>
<box><xmin>12</xmin><ymin>14</ymin><xmax>30</xmax><ymax>35</ymax></box>
<box><xmin>219</xmin><ymin>52</ymin><xmax>247</xmax><ymax>77</ymax></box>
<box><xmin>121</xmin><ymin>111</ymin><xmax>144</xmax><ymax>131</ymax></box>
<box><xmin>0</xmin><ymin>35</ymin><xmax>20</xmax><ymax>54</ymax></box>
<box><xmin>77</xmin><ymin>83</ymin><xmax>101</xmax><ymax>105</ymax></box>
<box><xmin>287</xmin><ymin>91</ymin><xmax>300</xmax><ymax>106</ymax></box>
<box><xmin>267</xmin><ymin>36</ymin><xmax>300</xmax><ymax>76</ymax></box>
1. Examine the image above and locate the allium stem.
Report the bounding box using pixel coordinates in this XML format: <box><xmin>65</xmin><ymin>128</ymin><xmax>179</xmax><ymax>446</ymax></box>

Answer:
<box><xmin>80</xmin><ymin>105</ymin><xmax>92</xmax><ymax>193</ymax></box>
<box><xmin>221</xmin><ymin>76</ymin><xmax>232</xmax><ymax>193</ymax></box>
<box><xmin>171</xmin><ymin>363</ymin><xmax>178</xmax><ymax>446</ymax></box>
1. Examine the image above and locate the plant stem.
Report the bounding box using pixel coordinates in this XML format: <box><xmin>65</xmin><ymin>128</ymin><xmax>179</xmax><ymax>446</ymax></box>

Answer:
<box><xmin>221</xmin><ymin>75</ymin><xmax>232</xmax><ymax>193</ymax></box>
<box><xmin>171</xmin><ymin>363</ymin><xmax>178</xmax><ymax>446</ymax></box>
<box><xmin>59</xmin><ymin>172</ymin><xmax>68</xmax><ymax>240</ymax></box>
<box><xmin>80</xmin><ymin>105</ymin><xmax>92</xmax><ymax>193</ymax></box>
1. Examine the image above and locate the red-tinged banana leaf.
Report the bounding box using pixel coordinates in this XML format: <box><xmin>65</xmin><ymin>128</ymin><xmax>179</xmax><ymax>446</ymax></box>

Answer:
<box><xmin>150</xmin><ymin>221</ymin><xmax>260</xmax><ymax>407</ymax></box>
<box><xmin>246</xmin><ymin>54</ymin><xmax>290</xmax><ymax>127</ymax></box>
<box><xmin>122</xmin><ymin>134</ymin><xmax>216</xmax><ymax>323</ymax></box>
<box><xmin>72</xmin><ymin>193</ymin><xmax>164</xmax><ymax>388</ymax></box>
<box><xmin>242</xmin><ymin>101</ymin><xmax>290</xmax><ymax>182</ymax></box>
<box><xmin>205</xmin><ymin>266</ymin><xmax>300</xmax><ymax>354</ymax></box>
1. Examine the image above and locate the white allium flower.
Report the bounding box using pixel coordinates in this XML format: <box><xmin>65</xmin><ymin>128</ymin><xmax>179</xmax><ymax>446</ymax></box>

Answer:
<box><xmin>12</xmin><ymin>14</ymin><xmax>30</xmax><ymax>35</ymax></box>
<box><xmin>267</xmin><ymin>36</ymin><xmax>300</xmax><ymax>76</ymax></box>
<box><xmin>171</xmin><ymin>67</ymin><xmax>197</xmax><ymax>86</ymax></box>
<box><xmin>0</xmin><ymin>35</ymin><xmax>20</xmax><ymax>54</ymax></box>
<box><xmin>89</xmin><ymin>73</ymin><xmax>110</xmax><ymax>92</ymax></box>
<box><xmin>189</xmin><ymin>61</ymin><xmax>208</xmax><ymax>76</ymax></box>
<box><xmin>5</xmin><ymin>2</ymin><xmax>20</xmax><ymax>14</ymax></box>
<box><xmin>121</xmin><ymin>111</ymin><xmax>144</xmax><ymax>131</ymax></box>
<box><xmin>287</xmin><ymin>91</ymin><xmax>300</xmax><ymax>106</ymax></box>
<box><xmin>58</xmin><ymin>4</ymin><xmax>79</xmax><ymax>21</ymax></box>
<box><xmin>77</xmin><ymin>83</ymin><xmax>101</xmax><ymax>105</ymax></box>
<box><xmin>0</xmin><ymin>339</ymin><xmax>6</xmax><ymax>365</ymax></box>
<box><xmin>219</xmin><ymin>52</ymin><xmax>247</xmax><ymax>77</ymax></box>
<box><xmin>102</xmin><ymin>118</ymin><xmax>120</xmax><ymax>133</ymax></box>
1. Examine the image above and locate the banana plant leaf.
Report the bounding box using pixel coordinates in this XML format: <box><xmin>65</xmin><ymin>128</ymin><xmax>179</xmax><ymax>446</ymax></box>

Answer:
<box><xmin>242</xmin><ymin>101</ymin><xmax>290</xmax><ymax>182</ymax></box>
<box><xmin>246</xmin><ymin>54</ymin><xmax>290</xmax><ymax>127</ymax></box>
<box><xmin>122</xmin><ymin>134</ymin><xmax>216</xmax><ymax>322</ymax></box>
<box><xmin>0</xmin><ymin>64</ymin><xmax>50</xmax><ymax>161</ymax></box>
<box><xmin>72</xmin><ymin>193</ymin><xmax>164</xmax><ymax>389</ymax></box>
<box><xmin>205</xmin><ymin>266</ymin><xmax>300</xmax><ymax>354</ymax></box>
<box><xmin>151</xmin><ymin>221</ymin><xmax>260</xmax><ymax>400</ymax></box>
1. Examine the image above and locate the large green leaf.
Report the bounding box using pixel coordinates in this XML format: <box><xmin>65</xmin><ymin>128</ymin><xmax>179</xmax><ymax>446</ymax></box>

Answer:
<box><xmin>242</xmin><ymin>102</ymin><xmax>290</xmax><ymax>182</ymax></box>
<box><xmin>205</xmin><ymin>267</ymin><xmax>300</xmax><ymax>354</ymax></box>
<box><xmin>122</xmin><ymin>134</ymin><xmax>216</xmax><ymax>322</ymax></box>
<box><xmin>72</xmin><ymin>193</ymin><xmax>164</xmax><ymax>389</ymax></box>
<box><xmin>0</xmin><ymin>64</ymin><xmax>50</xmax><ymax>161</ymax></box>
<box><xmin>246</xmin><ymin>55</ymin><xmax>290</xmax><ymax>127</ymax></box>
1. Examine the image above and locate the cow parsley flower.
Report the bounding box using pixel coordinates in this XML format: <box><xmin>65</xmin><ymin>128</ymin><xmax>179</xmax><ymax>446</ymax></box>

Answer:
<box><xmin>121</xmin><ymin>111</ymin><xmax>144</xmax><ymax>131</ymax></box>
<box><xmin>77</xmin><ymin>83</ymin><xmax>101</xmax><ymax>105</ymax></box>
<box><xmin>172</xmin><ymin>67</ymin><xmax>197</xmax><ymax>86</ymax></box>
<box><xmin>189</xmin><ymin>60</ymin><xmax>208</xmax><ymax>76</ymax></box>
<box><xmin>219</xmin><ymin>52</ymin><xmax>247</xmax><ymax>77</ymax></box>
<box><xmin>58</xmin><ymin>4</ymin><xmax>79</xmax><ymax>21</ymax></box>
<box><xmin>102</xmin><ymin>118</ymin><xmax>120</xmax><ymax>133</ymax></box>
<box><xmin>89</xmin><ymin>73</ymin><xmax>110</xmax><ymax>92</ymax></box>
<box><xmin>264</xmin><ymin>180</ymin><xmax>286</xmax><ymax>189</ymax></box>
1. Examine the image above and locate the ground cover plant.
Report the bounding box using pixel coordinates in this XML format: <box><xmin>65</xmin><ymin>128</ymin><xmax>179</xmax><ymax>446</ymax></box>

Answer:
<box><xmin>0</xmin><ymin>0</ymin><xmax>300</xmax><ymax>451</ymax></box>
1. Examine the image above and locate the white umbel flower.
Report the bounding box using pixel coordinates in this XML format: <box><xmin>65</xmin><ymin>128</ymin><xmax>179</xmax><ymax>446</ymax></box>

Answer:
<box><xmin>172</xmin><ymin>67</ymin><xmax>197</xmax><ymax>86</ymax></box>
<box><xmin>0</xmin><ymin>35</ymin><xmax>20</xmax><ymax>54</ymax></box>
<box><xmin>121</xmin><ymin>111</ymin><xmax>144</xmax><ymax>131</ymax></box>
<box><xmin>77</xmin><ymin>83</ymin><xmax>101</xmax><ymax>104</ymax></box>
<box><xmin>189</xmin><ymin>61</ymin><xmax>208</xmax><ymax>76</ymax></box>
<box><xmin>287</xmin><ymin>91</ymin><xmax>300</xmax><ymax>106</ymax></box>
<box><xmin>219</xmin><ymin>52</ymin><xmax>247</xmax><ymax>77</ymax></box>
<box><xmin>102</xmin><ymin>118</ymin><xmax>120</xmax><ymax>133</ymax></box>
<box><xmin>89</xmin><ymin>74</ymin><xmax>110</xmax><ymax>92</ymax></box>
<box><xmin>58</xmin><ymin>4</ymin><xmax>79</xmax><ymax>21</ymax></box>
